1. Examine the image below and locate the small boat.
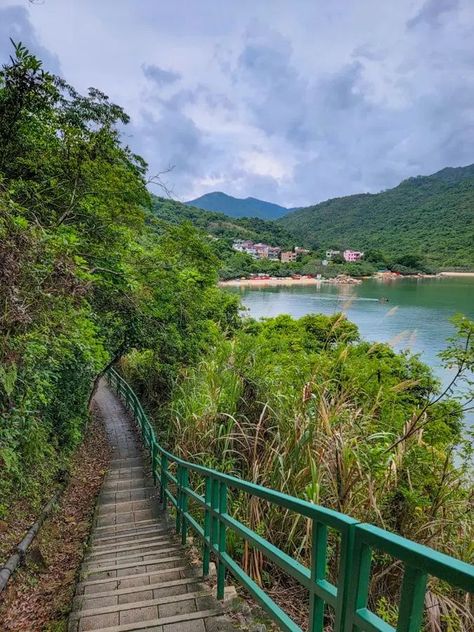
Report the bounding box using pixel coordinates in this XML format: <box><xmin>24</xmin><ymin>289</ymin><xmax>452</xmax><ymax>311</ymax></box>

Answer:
<box><xmin>378</xmin><ymin>297</ymin><xmax>389</xmax><ymax>303</ymax></box>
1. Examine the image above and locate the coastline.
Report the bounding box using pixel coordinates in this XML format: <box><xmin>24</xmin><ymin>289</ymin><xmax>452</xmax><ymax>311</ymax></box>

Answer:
<box><xmin>219</xmin><ymin>272</ymin><xmax>474</xmax><ymax>288</ymax></box>
<box><xmin>219</xmin><ymin>277</ymin><xmax>324</xmax><ymax>288</ymax></box>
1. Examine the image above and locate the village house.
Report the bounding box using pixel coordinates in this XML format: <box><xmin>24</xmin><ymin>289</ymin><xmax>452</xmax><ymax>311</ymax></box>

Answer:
<box><xmin>326</xmin><ymin>249</ymin><xmax>341</xmax><ymax>259</ymax></box>
<box><xmin>343</xmin><ymin>249</ymin><xmax>364</xmax><ymax>262</ymax></box>
<box><xmin>281</xmin><ymin>251</ymin><xmax>297</xmax><ymax>263</ymax></box>
<box><xmin>232</xmin><ymin>239</ymin><xmax>254</xmax><ymax>253</ymax></box>
<box><xmin>254</xmin><ymin>243</ymin><xmax>270</xmax><ymax>258</ymax></box>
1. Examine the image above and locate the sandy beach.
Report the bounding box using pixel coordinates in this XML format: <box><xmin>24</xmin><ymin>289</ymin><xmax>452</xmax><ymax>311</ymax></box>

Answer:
<box><xmin>219</xmin><ymin>277</ymin><xmax>324</xmax><ymax>288</ymax></box>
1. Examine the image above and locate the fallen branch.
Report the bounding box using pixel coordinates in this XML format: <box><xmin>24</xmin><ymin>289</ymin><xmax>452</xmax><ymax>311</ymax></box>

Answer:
<box><xmin>0</xmin><ymin>489</ymin><xmax>62</xmax><ymax>594</ymax></box>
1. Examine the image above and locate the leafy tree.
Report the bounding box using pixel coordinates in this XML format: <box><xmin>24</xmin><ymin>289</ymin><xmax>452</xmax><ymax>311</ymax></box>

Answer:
<box><xmin>0</xmin><ymin>43</ymin><xmax>238</xmax><ymax>515</ymax></box>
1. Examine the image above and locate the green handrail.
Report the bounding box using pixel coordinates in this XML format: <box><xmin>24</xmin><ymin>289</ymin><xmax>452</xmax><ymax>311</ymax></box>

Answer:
<box><xmin>106</xmin><ymin>368</ymin><xmax>474</xmax><ymax>632</ymax></box>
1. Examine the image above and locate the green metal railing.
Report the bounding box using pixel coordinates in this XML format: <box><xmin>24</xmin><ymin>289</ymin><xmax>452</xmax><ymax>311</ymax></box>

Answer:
<box><xmin>106</xmin><ymin>368</ymin><xmax>474</xmax><ymax>632</ymax></box>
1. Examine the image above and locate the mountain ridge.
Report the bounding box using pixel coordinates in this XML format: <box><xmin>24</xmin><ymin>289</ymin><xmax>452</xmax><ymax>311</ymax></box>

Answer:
<box><xmin>186</xmin><ymin>191</ymin><xmax>289</xmax><ymax>220</ymax></box>
<box><xmin>279</xmin><ymin>163</ymin><xmax>474</xmax><ymax>269</ymax></box>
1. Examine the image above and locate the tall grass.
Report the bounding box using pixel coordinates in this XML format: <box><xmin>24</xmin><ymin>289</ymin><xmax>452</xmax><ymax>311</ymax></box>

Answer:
<box><xmin>123</xmin><ymin>313</ymin><xmax>473</xmax><ymax>630</ymax></box>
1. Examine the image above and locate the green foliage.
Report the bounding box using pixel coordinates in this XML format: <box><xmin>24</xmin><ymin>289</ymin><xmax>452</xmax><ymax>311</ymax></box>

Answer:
<box><xmin>0</xmin><ymin>43</ymin><xmax>238</xmax><ymax>515</ymax></box>
<box><xmin>141</xmin><ymin>312</ymin><xmax>472</xmax><ymax>628</ymax></box>
<box><xmin>280</xmin><ymin>165</ymin><xmax>474</xmax><ymax>269</ymax></box>
<box><xmin>152</xmin><ymin>196</ymin><xmax>295</xmax><ymax>247</ymax></box>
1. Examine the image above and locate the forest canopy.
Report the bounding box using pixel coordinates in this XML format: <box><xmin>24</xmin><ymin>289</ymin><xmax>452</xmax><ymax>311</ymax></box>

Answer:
<box><xmin>280</xmin><ymin>165</ymin><xmax>474</xmax><ymax>269</ymax></box>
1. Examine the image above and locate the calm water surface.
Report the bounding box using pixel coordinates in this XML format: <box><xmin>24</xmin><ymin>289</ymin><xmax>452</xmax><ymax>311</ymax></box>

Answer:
<box><xmin>227</xmin><ymin>277</ymin><xmax>474</xmax><ymax>421</ymax></box>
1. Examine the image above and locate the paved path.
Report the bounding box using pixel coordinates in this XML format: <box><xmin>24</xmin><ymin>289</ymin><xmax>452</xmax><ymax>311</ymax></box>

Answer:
<box><xmin>68</xmin><ymin>380</ymin><xmax>237</xmax><ymax>632</ymax></box>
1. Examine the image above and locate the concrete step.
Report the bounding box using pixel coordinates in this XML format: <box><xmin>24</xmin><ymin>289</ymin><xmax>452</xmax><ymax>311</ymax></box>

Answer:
<box><xmin>94</xmin><ymin>518</ymin><xmax>162</xmax><ymax>532</ymax></box>
<box><xmin>85</xmin><ymin>544</ymin><xmax>183</xmax><ymax>565</ymax></box>
<box><xmin>82</xmin><ymin>554</ymin><xmax>184</xmax><ymax>579</ymax></box>
<box><xmin>107</xmin><ymin>464</ymin><xmax>146</xmax><ymax>470</ymax></box>
<box><xmin>91</xmin><ymin>526</ymin><xmax>169</xmax><ymax>545</ymax></box>
<box><xmin>76</xmin><ymin>566</ymin><xmax>195</xmax><ymax>595</ymax></box>
<box><xmin>97</xmin><ymin>498</ymin><xmax>156</xmax><ymax>516</ymax></box>
<box><xmin>69</xmin><ymin>607</ymin><xmax>223</xmax><ymax>632</ymax></box>
<box><xmin>83</xmin><ymin>548</ymin><xmax>183</xmax><ymax>572</ymax></box>
<box><xmin>102</xmin><ymin>481</ymin><xmax>154</xmax><ymax>492</ymax></box>
<box><xmin>90</xmin><ymin>533</ymin><xmax>171</xmax><ymax>553</ymax></box>
<box><xmin>96</xmin><ymin>509</ymin><xmax>158</xmax><ymax>528</ymax></box>
<box><xmin>70</xmin><ymin>588</ymin><xmax>218</xmax><ymax>621</ymax></box>
<box><xmin>99</xmin><ymin>488</ymin><xmax>156</xmax><ymax>504</ymax></box>
<box><xmin>73</xmin><ymin>576</ymin><xmax>203</xmax><ymax>609</ymax></box>
<box><xmin>102</xmin><ymin>481</ymin><xmax>152</xmax><ymax>492</ymax></box>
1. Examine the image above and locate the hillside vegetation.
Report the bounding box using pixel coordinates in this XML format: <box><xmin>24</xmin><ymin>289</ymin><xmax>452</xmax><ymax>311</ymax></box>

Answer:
<box><xmin>152</xmin><ymin>196</ymin><xmax>295</xmax><ymax>247</ymax></box>
<box><xmin>2</xmin><ymin>44</ymin><xmax>473</xmax><ymax>631</ymax></box>
<box><xmin>280</xmin><ymin>165</ymin><xmax>474</xmax><ymax>269</ymax></box>
<box><xmin>186</xmin><ymin>190</ymin><xmax>289</xmax><ymax>219</ymax></box>
<box><xmin>0</xmin><ymin>44</ymin><xmax>238</xmax><ymax>516</ymax></box>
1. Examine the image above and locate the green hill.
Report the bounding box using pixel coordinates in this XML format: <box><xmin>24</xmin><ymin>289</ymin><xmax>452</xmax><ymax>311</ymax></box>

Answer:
<box><xmin>152</xmin><ymin>196</ymin><xmax>295</xmax><ymax>247</ymax></box>
<box><xmin>279</xmin><ymin>165</ymin><xmax>474</xmax><ymax>269</ymax></box>
<box><xmin>186</xmin><ymin>191</ymin><xmax>289</xmax><ymax>219</ymax></box>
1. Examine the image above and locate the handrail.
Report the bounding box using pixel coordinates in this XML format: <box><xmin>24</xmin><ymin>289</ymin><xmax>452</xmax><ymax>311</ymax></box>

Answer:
<box><xmin>106</xmin><ymin>368</ymin><xmax>474</xmax><ymax>632</ymax></box>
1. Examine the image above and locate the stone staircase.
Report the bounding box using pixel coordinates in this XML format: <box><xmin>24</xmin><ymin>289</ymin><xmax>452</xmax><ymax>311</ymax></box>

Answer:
<box><xmin>68</xmin><ymin>381</ymin><xmax>237</xmax><ymax>632</ymax></box>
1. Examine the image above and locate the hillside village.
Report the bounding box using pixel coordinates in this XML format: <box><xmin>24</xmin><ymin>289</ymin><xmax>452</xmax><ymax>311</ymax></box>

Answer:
<box><xmin>232</xmin><ymin>239</ymin><xmax>364</xmax><ymax>264</ymax></box>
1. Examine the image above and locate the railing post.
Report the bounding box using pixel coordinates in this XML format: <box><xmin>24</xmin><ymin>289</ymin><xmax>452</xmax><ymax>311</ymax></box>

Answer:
<box><xmin>160</xmin><ymin>454</ymin><xmax>168</xmax><ymax>514</ymax></box>
<box><xmin>176</xmin><ymin>465</ymin><xmax>182</xmax><ymax>533</ymax></box>
<box><xmin>217</xmin><ymin>481</ymin><xmax>227</xmax><ymax>600</ymax></box>
<box><xmin>309</xmin><ymin>520</ymin><xmax>327</xmax><ymax>632</ymax></box>
<box><xmin>335</xmin><ymin>523</ymin><xmax>356</xmax><ymax>632</ymax></box>
<box><xmin>211</xmin><ymin>479</ymin><xmax>219</xmax><ymax>535</ymax></box>
<box><xmin>151</xmin><ymin>441</ymin><xmax>158</xmax><ymax>486</ymax></box>
<box><xmin>342</xmin><ymin>529</ymin><xmax>372</xmax><ymax>632</ymax></box>
<box><xmin>211</xmin><ymin>477</ymin><xmax>219</xmax><ymax>584</ymax></box>
<box><xmin>203</xmin><ymin>476</ymin><xmax>212</xmax><ymax>577</ymax></box>
<box><xmin>396</xmin><ymin>566</ymin><xmax>428</xmax><ymax>632</ymax></box>
<box><xmin>181</xmin><ymin>468</ymin><xmax>189</xmax><ymax>545</ymax></box>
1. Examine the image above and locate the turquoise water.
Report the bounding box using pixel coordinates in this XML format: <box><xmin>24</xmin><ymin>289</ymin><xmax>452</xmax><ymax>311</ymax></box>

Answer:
<box><xmin>227</xmin><ymin>277</ymin><xmax>474</xmax><ymax>420</ymax></box>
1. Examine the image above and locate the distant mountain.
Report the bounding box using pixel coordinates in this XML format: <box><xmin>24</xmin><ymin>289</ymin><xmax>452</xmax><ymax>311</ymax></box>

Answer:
<box><xmin>279</xmin><ymin>164</ymin><xmax>474</xmax><ymax>269</ymax></box>
<box><xmin>152</xmin><ymin>196</ymin><xmax>296</xmax><ymax>248</ymax></box>
<box><xmin>186</xmin><ymin>191</ymin><xmax>289</xmax><ymax>220</ymax></box>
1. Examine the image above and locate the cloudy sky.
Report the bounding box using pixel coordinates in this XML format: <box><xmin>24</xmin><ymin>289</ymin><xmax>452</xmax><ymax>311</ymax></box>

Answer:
<box><xmin>1</xmin><ymin>0</ymin><xmax>473</xmax><ymax>206</ymax></box>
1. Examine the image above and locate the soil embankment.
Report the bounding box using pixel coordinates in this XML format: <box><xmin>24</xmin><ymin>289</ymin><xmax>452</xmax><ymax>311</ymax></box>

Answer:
<box><xmin>0</xmin><ymin>407</ymin><xmax>110</xmax><ymax>631</ymax></box>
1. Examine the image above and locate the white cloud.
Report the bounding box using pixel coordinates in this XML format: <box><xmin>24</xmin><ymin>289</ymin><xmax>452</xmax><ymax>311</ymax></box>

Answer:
<box><xmin>1</xmin><ymin>0</ymin><xmax>473</xmax><ymax>206</ymax></box>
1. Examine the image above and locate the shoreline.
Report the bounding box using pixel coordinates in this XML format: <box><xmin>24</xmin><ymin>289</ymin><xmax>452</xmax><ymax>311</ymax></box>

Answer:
<box><xmin>438</xmin><ymin>271</ymin><xmax>474</xmax><ymax>277</ymax></box>
<box><xmin>219</xmin><ymin>277</ymin><xmax>363</xmax><ymax>288</ymax></box>
<box><xmin>219</xmin><ymin>277</ymin><xmax>324</xmax><ymax>288</ymax></box>
<box><xmin>219</xmin><ymin>272</ymin><xmax>474</xmax><ymax>288</ymax></box>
